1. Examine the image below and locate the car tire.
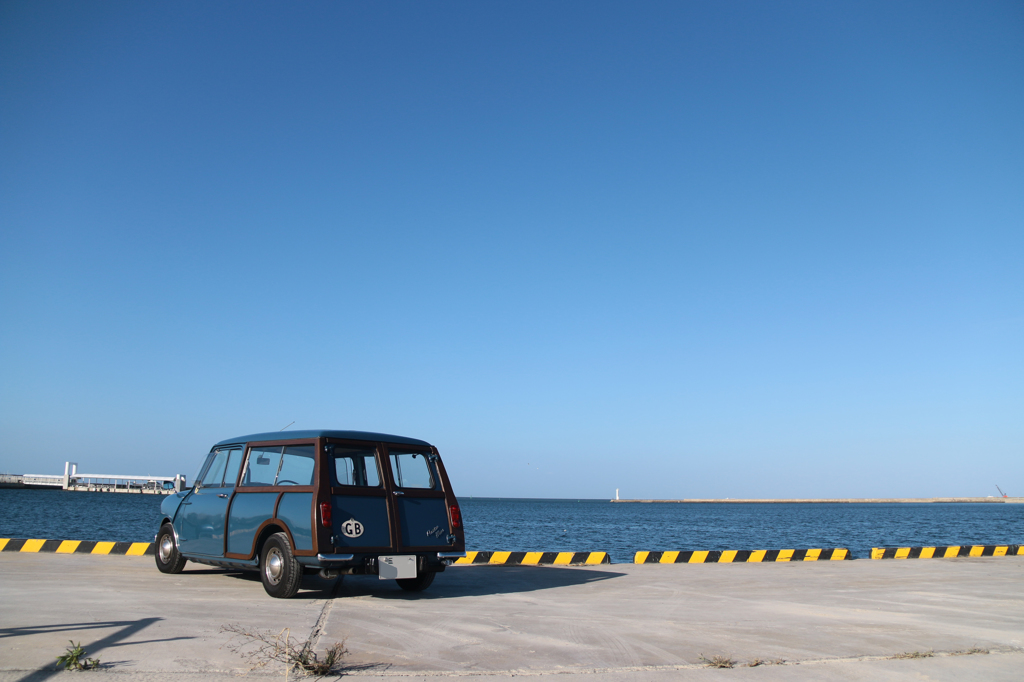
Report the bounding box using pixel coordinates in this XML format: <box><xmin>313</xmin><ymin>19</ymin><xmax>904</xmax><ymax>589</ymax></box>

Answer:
<box><xmin>397</xmin><ymin>570</ymin><xmax>435</xmax><ymax>592</ymax></box>
<box><xmin>155</xmin><ymin>523</ymin><xmax>187</xmax><ymax>574</ymax></box>
<box><xmin>260</xmin><ymin>532</ymin><xmax>302</xmax><ymax>599</ymax></box>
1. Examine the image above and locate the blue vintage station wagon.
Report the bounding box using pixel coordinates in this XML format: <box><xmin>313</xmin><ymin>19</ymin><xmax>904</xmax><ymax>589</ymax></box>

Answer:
<box><xmin>155</xmin><ymin>430</ymin><xmax>465</xmax><ymax>598</ymax></box>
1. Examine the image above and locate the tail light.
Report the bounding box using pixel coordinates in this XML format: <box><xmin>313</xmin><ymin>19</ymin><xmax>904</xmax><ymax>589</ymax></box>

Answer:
<box><xmin>319</xmin><ymin>501</ymin><xmax>332</xmax><ymax>528</ymax></box>
<box><xmin>449</xmin><ymin>503</ymin><xmax>462</xmax><ymax>529</ymax></box>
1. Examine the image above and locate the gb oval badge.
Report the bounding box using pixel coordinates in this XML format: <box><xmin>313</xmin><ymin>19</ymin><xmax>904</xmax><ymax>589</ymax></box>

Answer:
<box><xmin>341</xmin><ymin>518</ymin><xmax>364</xmax><ymax>538</ymax></box>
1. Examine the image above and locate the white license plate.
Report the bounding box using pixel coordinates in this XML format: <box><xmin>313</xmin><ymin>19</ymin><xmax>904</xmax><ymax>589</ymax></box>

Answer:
<box><xmin>378</xmin><ymin>555</ymin><xmax>417</xmax><ymax>580</ymax></box>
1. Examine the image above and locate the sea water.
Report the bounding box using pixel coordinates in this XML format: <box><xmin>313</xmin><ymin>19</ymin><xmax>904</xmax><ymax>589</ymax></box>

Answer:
<box><xmin>1</xmin><ymin>489</ymin><xmax>1020</xmax><ymax>562</ymax></box>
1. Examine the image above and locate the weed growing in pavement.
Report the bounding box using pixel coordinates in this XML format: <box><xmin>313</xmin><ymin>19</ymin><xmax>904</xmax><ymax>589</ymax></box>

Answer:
<box><xmin>892</xmin><ymin>650</ymin><xmax>934</xmax><ymax>659</ymax></box>
<box><xmin>55</xmin><ymin>641</ymin><xmax>101</xmax><ymax>670</ymax></box>
<box><xmin>950</xmin><ymin>648</ymin><xmax>989</xmax><ymax>656</ymax></box>
<box><xmin>699</xmin><ymin>654</ymin><xmax>736</xmax><ymax>668</ymax></box>
<box><xmin>222</xmin><ymin>624</ymin><xmax>347</xmax><ymax>677</ymax></box>
<box><xmin>746</xmin><ymin>658</ymin><xmax>765</xmax><ymax>667</ymax></box>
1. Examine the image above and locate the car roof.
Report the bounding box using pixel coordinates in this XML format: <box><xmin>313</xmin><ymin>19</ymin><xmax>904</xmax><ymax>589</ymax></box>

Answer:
<box><xmin>213</xmin><ymin>429</ymin><xmax>432</xmax><ymax>448</ymax></box>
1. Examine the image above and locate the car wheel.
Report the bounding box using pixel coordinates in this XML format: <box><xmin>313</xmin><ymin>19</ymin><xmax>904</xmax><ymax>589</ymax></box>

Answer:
<box><xmin>397</xmin><ymin>571</ymin><xmax>435</xmax><ymax>592</ymax></box>
<box><xmin>260</xmin><ymin>532</ymin><xmax>302</xmax><ymax>599</ymax></box>
<box><xmin>155</xmin><ymin>523</ymin><xmax>187</xmax><ymax>574</ymax></box>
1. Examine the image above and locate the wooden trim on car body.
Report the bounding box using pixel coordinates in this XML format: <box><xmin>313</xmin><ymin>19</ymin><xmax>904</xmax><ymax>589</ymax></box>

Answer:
<box><xmin>438</xmin><ymin>445</ymin><xmax>464</xmax><ymax>551</ymax></box>
<box><xmin>378</xmin><ymin>442</ymin><xmax>465</xmax><ymax>553</ymax></box>
<box><xmin>315</xmin><ymin>437</ymin><xmax>330</xmax><ymax>553</ymax></box>
<box><xmin>209</xmin><ymin>434</ymin><xmax>464</xmax><ymax>562</ymax></box>
<box><xmin>432</xmin><ymin>445</ymin><xmax>465</xmax><ymax>551</ymax></box>
<box><xmin>320</xmin><ymin>438</ymin><xmax>396</xmax><ymax>554</ymax></box>
<box><xmin>223</xmin><ymin>517</ymin><xmax>304</xmax><ymax>561</ymax></box>
<box><xmin>226</xmin><ymin>438</ymin><xmax>320</xmax><ymax>558</ymax></box>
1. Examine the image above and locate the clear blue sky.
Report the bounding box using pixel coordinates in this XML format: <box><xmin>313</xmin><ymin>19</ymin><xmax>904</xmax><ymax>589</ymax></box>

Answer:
<box><xmin>1</xmin><ymin>1</ymin><xmax>1021</xmax><ymax>499</ymax></box>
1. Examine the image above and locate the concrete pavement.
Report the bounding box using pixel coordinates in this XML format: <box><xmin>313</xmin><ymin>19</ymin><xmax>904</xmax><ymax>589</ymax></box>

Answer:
<box><xmin>1</xmin><ymin>553</ymin><xmax>1021</xmax><ymax>680</ymax></box>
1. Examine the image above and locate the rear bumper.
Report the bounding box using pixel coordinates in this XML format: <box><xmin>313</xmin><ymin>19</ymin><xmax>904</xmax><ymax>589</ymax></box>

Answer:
<box><xmin>314</xmin><ymin>550</ymin><xmax>465</xmax><ymax>563</ymax></box>
<box><xmin>303</xmin><ymin>551</ymin><xmax>461</xmax><ymax>574</ymax></box>
<box><xmin>316</xmin><ymin>553</ymin><xmax>355</xmax><ymax>563</ymax></box>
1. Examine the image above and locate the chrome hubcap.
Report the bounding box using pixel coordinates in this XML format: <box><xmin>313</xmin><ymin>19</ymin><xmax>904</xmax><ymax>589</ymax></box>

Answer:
<box><xmin>159</xmin><ymin>535</ymin><xmax>174</xmax><ymax>563</ymax></box>
<box><xmin>265</xmin><ymin>548</ymin><xmax>283</xmax><ymax>585</ymax></box>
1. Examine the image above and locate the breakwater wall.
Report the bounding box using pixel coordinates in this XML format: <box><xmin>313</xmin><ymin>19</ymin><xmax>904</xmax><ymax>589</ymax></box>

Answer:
<box><xmin>7</xmin><ymin>538</ymin><xmax>1020</xmax><ymax>563</ymax></box>
<box><xmin>871</xmin><ymin>544</ymin><xmax>1022</xmax><ymax>559</ymax></box>
<box><xmin>1</xmin><ymin>538</ymin><xmax>154</xmax><ymax>555</ymax></box>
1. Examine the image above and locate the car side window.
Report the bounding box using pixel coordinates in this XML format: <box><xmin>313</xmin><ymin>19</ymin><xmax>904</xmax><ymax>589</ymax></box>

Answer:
<box><xmin>332</xmin><ymin>446</ymin><xmax>381</xmax><ymax>487</ymax></box>
<box><xmin>242</xmin><ymin>447</ymin><xmax>282</xmax><ymax>487</ymax></box>
<box><xmin>389</xmin><ymin>451</ymin><xmax>436</xmax><ymax>489</ymax></box>
<box><xmin>222</xmin><ymin>448</ymin><xmax>243</xmax><ymax>487</ymax></box>
<box><xmin>242</xmin><ymin>445</ymin><xmax>314</xmax><ymax>487</ymax></box>
<box><xmin>275</xmin><ymin>445</ymin><xmax>315</xmax><ymax>486</ymax></box>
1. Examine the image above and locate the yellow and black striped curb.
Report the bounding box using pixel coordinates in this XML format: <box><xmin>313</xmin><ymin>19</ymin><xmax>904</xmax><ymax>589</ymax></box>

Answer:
<box><xmin>0</xmin><ymin>538</ymin><xmax>154</xmax><ymax>556</ymax></box>
<box><xmin>634</xmin><ymin>548</ymin><xmax>851</xmax><ymax>563</ymax></box>
<box><xmin>871</xmin><ymin>544</ymin><xmax>1021</xmax><ymax>559</ymax></box>
<box><xmin>455</xmin><ymin>551</ymin><xmax>610</xmax><ymax>565</ymax></box>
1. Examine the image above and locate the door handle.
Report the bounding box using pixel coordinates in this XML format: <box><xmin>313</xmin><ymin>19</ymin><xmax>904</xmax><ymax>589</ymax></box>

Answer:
<box><xmin>393</xmin><ymin>491</ymin><xmax>404</xmax><ymax>496</ymax></box>
<box><xmin>217</xmin><ymin>494</ymin><xmax>229</xmax><ymax>499</ymax></box>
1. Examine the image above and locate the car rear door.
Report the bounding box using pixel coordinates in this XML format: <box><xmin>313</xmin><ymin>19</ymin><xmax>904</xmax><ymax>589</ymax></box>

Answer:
<box><xmin>384</xmin><ymin>445</ymin><xmax>454</xmax><ymax>553</ymax></box>
<box><xmin>323</xmin><ymin>440</ymin><xmax>393</xmax><ymax>553</ymax></box>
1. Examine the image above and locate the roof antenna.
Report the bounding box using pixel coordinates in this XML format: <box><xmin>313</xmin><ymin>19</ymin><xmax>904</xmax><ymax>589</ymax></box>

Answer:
<box><xmin>279</xmin><ymin>421</ymin><xmax>295</xmax><ymax>431</ymax></box>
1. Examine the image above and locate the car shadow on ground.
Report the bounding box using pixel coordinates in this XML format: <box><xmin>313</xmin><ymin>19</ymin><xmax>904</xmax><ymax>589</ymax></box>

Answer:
<box><xmin>186</xmin><ymin>568</ymin><xmax>343</xmax><ymax>600</ymax></box>
<box><xmin>332</xmin><ymin>565</ymin><xmax>627</xmax><ymax>600</ymax></box>
<box><xmin>180</xmin><ymin>564</ymin><xmax>627</xmax><ymax>600</ymax></box>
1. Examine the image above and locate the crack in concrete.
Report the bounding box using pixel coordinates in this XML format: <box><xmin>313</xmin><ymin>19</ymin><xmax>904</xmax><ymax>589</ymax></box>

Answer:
<box><xmin>308</xmin><ymin>577</ymin><xmax>344</xmax><ymax>651</ymax></box>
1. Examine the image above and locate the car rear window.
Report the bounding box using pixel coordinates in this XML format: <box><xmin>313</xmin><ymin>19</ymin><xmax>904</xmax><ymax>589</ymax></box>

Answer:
<box><xmin>389</xmin><ymin>450</ymin><xmax>436</xmax><ymax>489</ymax></box>
<box><xmin>332</xmin><ymin>446</ymin><xmax>381</xmax><ymax>487</ymax></box>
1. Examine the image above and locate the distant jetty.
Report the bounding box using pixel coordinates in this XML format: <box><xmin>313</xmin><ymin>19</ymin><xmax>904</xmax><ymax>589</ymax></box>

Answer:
<box><xmin>611</xmin><ymin>497</ymin><xmax>1024</xmax><ymax>504</ymax></box>
<box><xmin>0</xmin><ymin>462</ymin><xmax>186</xmax><ymax>494</ymax></box>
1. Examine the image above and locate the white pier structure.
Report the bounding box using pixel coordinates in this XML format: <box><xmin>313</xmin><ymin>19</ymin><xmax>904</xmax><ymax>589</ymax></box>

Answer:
<box><xmin>61</xmin><ymin>462</ymin><xmax>187</xmax><ymax>494</ymax></box>
<box><xmin>0</xmin><ymin>463</ymin><xmax>186</xmax><ymax>494</ymax></box>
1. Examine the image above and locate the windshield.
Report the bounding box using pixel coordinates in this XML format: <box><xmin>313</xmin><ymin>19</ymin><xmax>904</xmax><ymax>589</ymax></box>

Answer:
<box><xmin>193</xmin><ymin>453</ymin><xmax>215</xmax><ymax>488</ymax></box>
